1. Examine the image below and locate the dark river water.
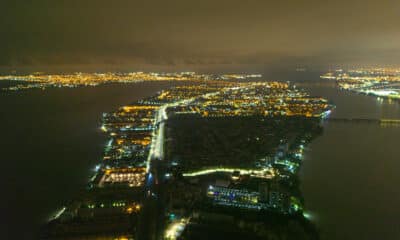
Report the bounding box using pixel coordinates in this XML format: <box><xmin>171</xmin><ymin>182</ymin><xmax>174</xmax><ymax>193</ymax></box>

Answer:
<box><xmin>299</xmin><ymin>80</ymin><xmax>400</xmax><ymax>240</ymax></box>
<box><xmin>1</xmin><ymin>73</ymin><xmax>400</xmax><ymax>239</ymax></box>
<box><xmin>0</xmin><ymin>81</ymin><xmax>176</xmax><ymax>239</ymax></box>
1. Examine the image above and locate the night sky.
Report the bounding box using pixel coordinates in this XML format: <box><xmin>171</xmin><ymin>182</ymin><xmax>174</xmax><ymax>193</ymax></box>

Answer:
<box><xmin>1</xmin><ymin>0</ymin><xmax>400</xmax><ymax>72</ymax></box>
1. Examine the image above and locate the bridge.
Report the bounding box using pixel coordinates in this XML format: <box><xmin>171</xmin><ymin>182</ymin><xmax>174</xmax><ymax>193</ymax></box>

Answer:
<box><xmin>325</xmin><ymin>118</ymin><xmax>400</xmax><ymax>126</ymax></box>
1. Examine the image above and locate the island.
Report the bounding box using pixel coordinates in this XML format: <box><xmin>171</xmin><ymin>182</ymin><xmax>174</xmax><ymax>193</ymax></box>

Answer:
<box><xmin>43</xmin><ymin>81</ymin><xmax>334</xmax><ymax>240</ymax></box>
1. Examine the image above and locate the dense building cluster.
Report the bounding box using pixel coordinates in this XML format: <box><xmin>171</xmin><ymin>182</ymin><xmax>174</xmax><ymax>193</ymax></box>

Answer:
<box><xmin>321</xmin><ymin>68</ymin><xmax>400</xmax><ymax>100</ymax></box>
<box><xmin>0</xmin><ymin>71</ymin><xmax>261</xmax><ymax>91</ymax></box>
<box><xmin>101</xmin><ymin>105</ymin><xmax>157</xmax><ymax>168</ymax></box>
<box><xmin>166</xmin><ymin>82</ymin><xmax>332</xmax><ymax>118</ymax></box>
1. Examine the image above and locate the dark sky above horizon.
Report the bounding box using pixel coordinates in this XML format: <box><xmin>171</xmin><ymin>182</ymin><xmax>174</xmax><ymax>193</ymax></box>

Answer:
<box><xmin>1</xmin><ymin>0</ymin><xmax>400</xmax><ymax>72</ymax></box>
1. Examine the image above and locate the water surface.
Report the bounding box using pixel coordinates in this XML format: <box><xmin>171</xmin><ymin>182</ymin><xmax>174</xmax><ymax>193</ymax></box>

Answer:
<box><xmin>298</xmin><ymin>77</ymin><xmax>400</xmax><ymax>240</ymax></box>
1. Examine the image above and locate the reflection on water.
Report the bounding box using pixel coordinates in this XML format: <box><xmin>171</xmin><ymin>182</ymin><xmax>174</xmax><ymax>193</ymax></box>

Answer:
<box><xmin>299</xmin><ymin>78</ymin><xmax>400</xmax><ymax>240</ymax></box>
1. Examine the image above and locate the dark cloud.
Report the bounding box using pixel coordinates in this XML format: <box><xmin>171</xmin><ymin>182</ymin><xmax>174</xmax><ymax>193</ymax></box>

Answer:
<box><xmin>1</xmin><ymin>0</ymin><xmax>400</xmax><ymax>72</ymax></box>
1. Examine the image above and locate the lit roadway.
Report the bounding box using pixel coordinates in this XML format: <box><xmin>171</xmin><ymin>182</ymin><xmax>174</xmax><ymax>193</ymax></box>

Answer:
<box><xmin>138</xmin><ymin>91</ymin><xmax>227</xmax><ymax>240</ymax></box>
<box><xmin>153</xmin><ymin>105</ymin><xmax>167</xmax><ymax>160</ymax></box>
<box><xmin>147</xmin><ymin>97</ymin><xmax>202</xmax><ymax>163</ymax></box>
<box><xmin>138</xmin><ymin>99</ymin><xmax>195</xmax><ymax>240</ymax></box>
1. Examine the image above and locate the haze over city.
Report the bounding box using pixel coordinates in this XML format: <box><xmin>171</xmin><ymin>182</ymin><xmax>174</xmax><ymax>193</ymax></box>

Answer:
<box><xmin>2</xmin><ymin>0</ymin><xmax>400</xmax><ymax>72</ymax></box>
<box><xmin>2</xmin><ymin>1</ymin><xmax>400</xmax><ymax>240</ymax></box>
